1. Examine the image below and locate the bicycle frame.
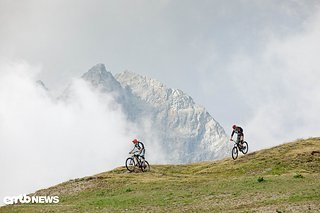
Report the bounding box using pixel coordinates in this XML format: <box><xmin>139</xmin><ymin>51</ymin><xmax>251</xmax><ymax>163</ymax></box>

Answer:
<box><xmin>231</xmin><ymin>139</ymin><xmax>242</xmax><ymax>148</ymax></box>
<box><xmin>130</xmin><ymin>154</ymin><xmax>143</xmax><ymax>167</ymax></box>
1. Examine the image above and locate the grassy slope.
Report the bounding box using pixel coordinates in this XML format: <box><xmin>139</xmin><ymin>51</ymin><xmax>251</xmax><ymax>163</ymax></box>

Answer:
<box><xmin>1</xmin><ymin>138</ymin><xmax>320</xmax><ymax>212</ymax></box>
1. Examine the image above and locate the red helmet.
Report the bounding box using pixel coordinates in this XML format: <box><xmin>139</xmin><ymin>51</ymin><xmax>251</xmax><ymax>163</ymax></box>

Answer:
<box><xmin>232</xmin><ymin>124</ymin><xmax>237</xmax><ymax>129</ymax></box>
<box><xmin>132</xmin><ymin>139</ymin><xmax>138</xmax><ymax>144</ymax></box>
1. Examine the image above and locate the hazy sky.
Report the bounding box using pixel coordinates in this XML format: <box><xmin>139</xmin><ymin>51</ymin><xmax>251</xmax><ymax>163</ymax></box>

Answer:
<box><xmin>1</xmin><ymin>1</ymin><xmax>320</xmax><ymax>153</ymax></box>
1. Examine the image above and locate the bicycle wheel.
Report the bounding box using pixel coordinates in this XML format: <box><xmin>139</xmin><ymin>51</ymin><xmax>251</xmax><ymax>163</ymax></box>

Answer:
<box><xmin>240</xmin><ymin>141</ymin><xmax>249</xmax><ymax>154</ymax></box>
<box><xmin>125</xmin><ymin>157</ymin><xmax>135</xmax><ymax>172</ymax></box>
<box><xmin>141</xmin><ymin>161</ymin><xmax>150</xmax><ymax>172</ymax></box>
<box><xmin>232</xmin><ymin>146</ymin><xmax>238</xmax><ymax>160</ymax></box>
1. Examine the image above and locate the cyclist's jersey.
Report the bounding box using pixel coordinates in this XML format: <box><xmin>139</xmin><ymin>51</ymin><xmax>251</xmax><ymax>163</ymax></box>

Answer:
<box><xmin>134</xmin><ymin>141</ymin><xmax>145</xmax><ymax>151</ymax></box>
<box><xmin>231</xmin><ymin>127</ymin><xmax>244</xmax><ymax>138</ymax></box>
<box><xmin>132</xmin><ymin>141</ymin><xmax>145</xmax><ymax>157</ymax></box>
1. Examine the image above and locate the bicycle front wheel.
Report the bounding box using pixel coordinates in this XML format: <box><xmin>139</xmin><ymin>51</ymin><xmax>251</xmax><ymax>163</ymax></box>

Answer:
<box><xmin>125</xmin><ymin>157</ymin><xmax>135</xmax><ymax>172</ymax></box>
<box><xmin>232</xmin><ymin>147</ymin><xmax>238</xmax><ymax>160</ymax></box>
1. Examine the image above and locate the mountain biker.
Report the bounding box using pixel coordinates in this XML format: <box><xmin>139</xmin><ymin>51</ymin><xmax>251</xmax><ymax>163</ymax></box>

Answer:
<box><xmin>129</xmin><ymin>139</ymin><xmax>146</xmax><ymax>166</ymax></box>
<box><xmin>230</xmin><ymin>125</ymin><xmax>244</xmax><ymax>148</ymax></box>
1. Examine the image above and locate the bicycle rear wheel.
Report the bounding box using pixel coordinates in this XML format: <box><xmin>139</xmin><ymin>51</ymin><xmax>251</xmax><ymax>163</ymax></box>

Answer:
<box><xmin>232</xmin><ymin>147</ymin><xmax>238</xmax><ymax>160</ymax></box>
<box><xmin>240</xmin><ymin>141</ymin><xmax>249</xmax><ymax>154</ymax></box>
<box><xmin>125</xmin><ymin>157</ymin><xmax>135</xmax><ymax>172</ymax></box>
<box><xmin>141</xmin><ymin>161</ymin><xmax>150</xmax><ymax>172</ymax></box>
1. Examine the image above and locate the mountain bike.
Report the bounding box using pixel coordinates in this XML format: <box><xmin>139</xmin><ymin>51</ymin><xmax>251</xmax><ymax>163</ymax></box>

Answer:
<box><xmin>125</xmin><ymin>152</ymin><xmax>150</xmax><ymax>172</ymax></box>
<box><xmin>231</xmin><ymin>139</ymin><xmax>249</xmax><ymax>160</ymax></box>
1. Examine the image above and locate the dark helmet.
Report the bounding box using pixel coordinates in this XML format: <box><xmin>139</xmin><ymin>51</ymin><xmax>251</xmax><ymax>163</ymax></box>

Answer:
<box><xmin>132</xmin><ymin>139</ymin><xmax>138</xmax><ymax>144</ymax></box>
<box><xmin>232</xmin><ymin>124</ymin><xmax>237</xmax><ymax>129</ymax></box>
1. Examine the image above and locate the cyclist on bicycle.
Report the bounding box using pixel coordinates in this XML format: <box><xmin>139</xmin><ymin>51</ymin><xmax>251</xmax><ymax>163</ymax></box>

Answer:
<box><xmin>129</xmin><ymin>139</ymin><xmax>146</xmax><ymax>166</ymax></box>
<box><xmin>230</xmin><ymin>124</ymin><xmax>245</xmax><ymax>148</ymax></box>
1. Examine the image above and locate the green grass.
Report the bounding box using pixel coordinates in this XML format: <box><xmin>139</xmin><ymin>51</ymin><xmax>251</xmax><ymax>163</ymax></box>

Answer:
<box><xmin>1</xmin><ymin>137</ymin><xmax>320</xmax><ymax>212</ymax></box>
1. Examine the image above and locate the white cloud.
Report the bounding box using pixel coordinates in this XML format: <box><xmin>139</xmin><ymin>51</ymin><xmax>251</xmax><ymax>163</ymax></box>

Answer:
<box><xmin>226</xmin><ymin>9</ymin><xmax>320</xmax><ymax>150</ymax></box>
<box><xmin>0</xmin><ymin>61</ymin><xmax>158</xmax><ymax>205</ymax></box>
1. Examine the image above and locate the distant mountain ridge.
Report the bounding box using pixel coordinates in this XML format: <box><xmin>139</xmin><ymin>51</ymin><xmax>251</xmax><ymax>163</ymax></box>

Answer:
<box><xmin>76</xmin><ymin>64</ymin><xmax>230</xmax><ymax>163</ymax></box>
<box><xmin>115</xmin><ymin>70</ymin><xmax>229</xmax><ymax>163</ymax></box>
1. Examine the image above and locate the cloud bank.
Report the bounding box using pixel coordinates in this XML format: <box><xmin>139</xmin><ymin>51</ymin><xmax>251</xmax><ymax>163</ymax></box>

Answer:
<box><xmin>0</xmin><ymin>61</ymin><xmax>163</xmax><ymax>205</ymax></box>
<box><xmin>225</xmin><ymin>9</ymin><xmax>320</xmax><ymax>150</ymax></box>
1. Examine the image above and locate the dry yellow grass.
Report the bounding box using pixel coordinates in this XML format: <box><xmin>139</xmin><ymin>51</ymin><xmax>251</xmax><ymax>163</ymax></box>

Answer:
<box><xmin>1</xmin><ymin>137</ymin><xmax>319</xmax><ymax>212</ymax></box>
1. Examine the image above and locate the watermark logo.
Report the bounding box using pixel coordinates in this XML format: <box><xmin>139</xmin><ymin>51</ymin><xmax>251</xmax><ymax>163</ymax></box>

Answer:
<box><xmin>3</xmin><ymin>194</ymin><xmax>59</xmax><ymax>205</ymax></box>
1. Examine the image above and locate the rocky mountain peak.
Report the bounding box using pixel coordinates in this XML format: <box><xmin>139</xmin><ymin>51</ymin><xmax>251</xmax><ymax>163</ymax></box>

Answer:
<box><xmin>81</xmin><ymin>64</ymin><xmax>123</xmax><ymax>93</ymax></box>
<box><xmin>71</xmin><ymin>65</ymin><xmax>231</xmax><ymax>163</ymax></box>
